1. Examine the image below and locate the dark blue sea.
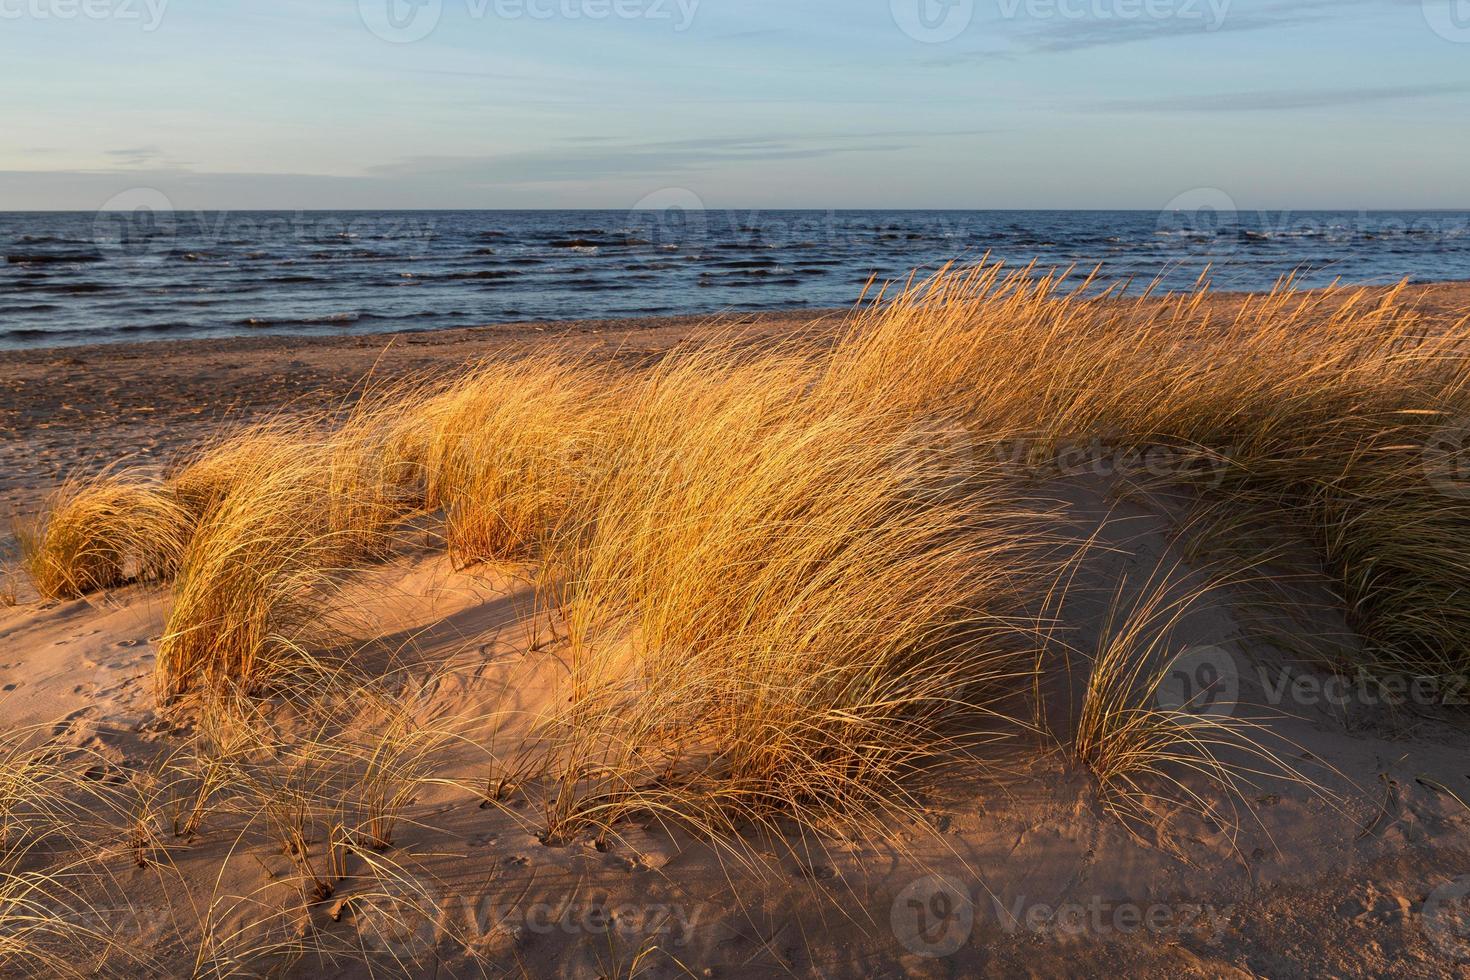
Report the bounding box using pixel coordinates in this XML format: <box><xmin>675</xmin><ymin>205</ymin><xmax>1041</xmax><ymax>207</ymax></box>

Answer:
<box><xmin>2</xmin><ymin>209</ymin><xmax>1467</xmax><ymax>349</ymax></box>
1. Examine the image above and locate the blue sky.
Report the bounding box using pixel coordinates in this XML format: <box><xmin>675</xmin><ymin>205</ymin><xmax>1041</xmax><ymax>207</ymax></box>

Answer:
<box><xmin>2</xmin><ymin>0</ymin><xmax>1468</xmax><ymax>209</ymax></box>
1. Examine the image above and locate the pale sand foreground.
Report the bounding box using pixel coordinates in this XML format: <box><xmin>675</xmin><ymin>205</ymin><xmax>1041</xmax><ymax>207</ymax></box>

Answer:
<box><xmin>4</xmin><ymin>286</ymin><xmax>1470</xmax><ymax>977</ymax></box>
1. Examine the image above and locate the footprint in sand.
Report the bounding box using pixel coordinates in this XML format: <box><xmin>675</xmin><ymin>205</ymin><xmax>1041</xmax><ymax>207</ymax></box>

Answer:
<box><xmin>2</xmin><ymin>682</ymin><xmax>19</xmax><ymax>692</ymax></box>
<box><xmin>50</xmin><ymin>706</ymin><xmax>97</xmax><ymax>737</ymax></box>
<box><xmin>794</xmin><ymin>863</ymin><xmax>836</xmax><ymax>881</ymax></box>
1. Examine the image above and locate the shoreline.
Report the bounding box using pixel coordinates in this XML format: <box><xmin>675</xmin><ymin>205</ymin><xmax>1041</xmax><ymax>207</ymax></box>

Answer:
<box><xmin>6</xmin><ymin>277</ymin><xmax>1470</xmax><ymax>362</ymax></box>
<box><xmin>0</xmin><ymin>306</ymin><xmax>847</xmax><ymax>362</ymax></box>
<box><xmin>6</xmin><ymin>270</ymin><xmax>1469</xmax><ymax>357</ymax></box>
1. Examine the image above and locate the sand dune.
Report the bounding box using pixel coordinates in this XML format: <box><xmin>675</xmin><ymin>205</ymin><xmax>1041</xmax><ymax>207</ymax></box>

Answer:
<box><xmin>4</xmin><ymin>273</ymin><xmax>1470</xmax><ymax>977</ymax></box>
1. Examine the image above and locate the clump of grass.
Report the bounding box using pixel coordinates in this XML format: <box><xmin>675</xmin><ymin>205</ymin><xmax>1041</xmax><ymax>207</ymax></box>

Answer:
<box><xmin>534</xmin><ymin>345</ymin><xmax>1051</xmax><ymax>842</ymax></box>
<box><xmin>348</xmin><ymin>699</ymin><xmax>451</xmax><ymax>852</ymax></box>
<box><xmin>157</xmin><ymin>400</ymin><xmax>429</xmax><ymax>699</ymax></box>
<box><xmin>156</xmin><ymin>440</ymin><xmax>345</xmax><ymax>700</ymax></box>
<box><xmin>399</xmin><ymin>356</ymin><xmax>623</xmax><ymax>566</ymax></box>
<box><xmin>0</xmin><ymin>565</ymin><xmax>17</xmax><ymax>607</ymax></box>
<box><xmin>170</xmin><ymin>422</ymin><xmax>319</xmax><ymax>523</ymax></box>
<box><xmin>1069</xmin><ymin>564</ymin><xmax>1302</xmax><ymax>830</ymax></box>
<box><xmin>0</xmin><ymin>728</ymin><xmax>147</xmax><ymax>977</ymax></box>
<box><xmin>830</xmin><ymin>268</ymin><xmax>1470</xmax><ymax>685</ymax></box>
<box><xmin>0</xmin><ymin>728</ymin><xmax>88</xmax><ymax>854</ymax></box>
<box><xmin>1309</xmin><ymin>453</ymin><xmax>1470</xmax><ymax>678</ymax></box>
<box><xmin>17</xmin><ymin>471</ymin><xmax>191</xmax><ymax>601</ymax></box>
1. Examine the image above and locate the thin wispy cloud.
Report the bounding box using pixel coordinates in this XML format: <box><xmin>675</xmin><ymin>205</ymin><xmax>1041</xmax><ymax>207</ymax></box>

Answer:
<box><xmin>1097</xmin><ymin>82</ymin><xmax>1470</xmax><ymax>113</ymax></box>
<box><xmin>369</xmin><ymin>131</ymin><xmax>991</xmax><ymax>184</ymax></box>
<box><xmin>979</xmin><ymin>0</ymin><xmax>1385</xmax><ymax>56</ymax></box>
<box><xmin>705</xmin><ymin>28</ymin><xmax>789</xmax><ymax>42</ymax></box>
<box><xmin>105</xmin><ymin>146</ymin><xmax>165</xmax><ymax>167</ymax></box>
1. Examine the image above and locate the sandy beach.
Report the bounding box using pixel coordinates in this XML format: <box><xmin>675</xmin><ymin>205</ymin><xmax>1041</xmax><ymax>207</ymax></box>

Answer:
<box><xmin>5</xmin><ymin>279</ymin><xmax>1470</xmax><ymax>977</ymax></box>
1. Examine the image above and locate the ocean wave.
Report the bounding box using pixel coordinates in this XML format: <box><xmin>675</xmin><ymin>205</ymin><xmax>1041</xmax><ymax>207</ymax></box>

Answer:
<box><xmin>6</xmin><ymin>253</ymin><xmax>104</xmax><ymax>265</ymax></box>
<box><xmin>707</xmin><ymin>259</ymin><xmax>778</xmax><ymax>270</ymax></box>
<box><xmin>20</xmin><ymin>281</ymin><xmax>115</xmax><ymax>294</ymax></box>
<box><xmin>114</xmin><ymin>321</ymin><xmax>195</xmax><ymax>335</ymax></box>
<box><xmin>542</xmin><ymin>277</ymin><xmax>633</xmax><ymax>290</ymax></box>
<box><xmin>438</xmin><ymin>270</ymin><xmax>519</xmax><ymax>281</ymax></box>
<box><xmin>13</xmin><ymin>235</ymin><xmax>88</xmax><ymax>245</ymax></box>
<box><xmin>0</xmin><ymin>325</ymin><xmax>92</xmax><ymax>342</ymax></box>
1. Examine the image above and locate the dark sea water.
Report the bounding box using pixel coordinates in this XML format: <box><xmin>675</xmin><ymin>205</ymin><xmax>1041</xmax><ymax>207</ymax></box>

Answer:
<box><xmin>2</xmin><ymin>209</ymin><xmax>1467</xmax><ymax>349</ymax></box>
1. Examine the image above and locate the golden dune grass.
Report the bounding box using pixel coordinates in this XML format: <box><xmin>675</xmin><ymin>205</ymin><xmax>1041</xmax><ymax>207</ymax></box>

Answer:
<box><xmin>17</xmin><ymin>265</ymin><xmax>1470</xmax><ymax>973</ymax></box>
<box><xmin>835</xmin><ymin>268</ymin><xmax>1470</xmax><ymax>679</ymax></box>
<box><xmin>526</xmin><ymin>345</ymin><xmax>1053</xmax><ymax>841</ymax></box>
<box><xmin>19</xmin><ymin>264</ymin><xmax>1470</xmax><ymax>844</ymax></box>
<box><xmin>17</xmin><ymin>471</ymin><xmax>191</xmax><ymax>601</ymax></box>
<box><xmin>0</xmin><ymin>727</ymin><xmax>146</xmax><ymax>977</ymax></box>
<box><xmin>400</xmin><ymin>356</ymin><xmax>624</xmax><ymax>566</ymax></box>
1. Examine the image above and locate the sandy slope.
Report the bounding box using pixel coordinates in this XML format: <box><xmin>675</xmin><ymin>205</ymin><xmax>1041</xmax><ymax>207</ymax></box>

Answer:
<box><xmin>5</xmin><ymin>470</ymin><xmax>1470</xmax><ymax>976</ymax></box>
